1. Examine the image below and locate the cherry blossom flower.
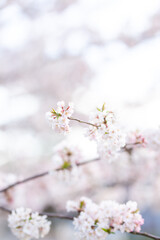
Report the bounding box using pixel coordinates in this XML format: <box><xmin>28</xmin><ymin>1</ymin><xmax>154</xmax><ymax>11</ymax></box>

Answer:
<box><xmin>8</xmin><ymin>208</ymin><xmax>51</xmax><ymax>240</ymax></box>
<box><xmin>86</xmin><ymin>103</ymin><xmax>126</xmax><ymax>162</ymax></box>
<box><xmin>46</xmin><ymin>101</ymin><xmax>74</xmax><ymax>134</ymax></box>
<box><xmin>66</xmin><ymin>197</ymin><xmax>144</xmax><ymax>240</ymax></box>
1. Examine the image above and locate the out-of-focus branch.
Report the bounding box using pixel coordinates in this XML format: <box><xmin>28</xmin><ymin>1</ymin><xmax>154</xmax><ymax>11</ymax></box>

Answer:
<box><xmin>0</xmin><ymin>141</ymin><xmax>141</xmax><ymax>194</ymax></box>
<box><xmin>0</xmin><ymin>206</ymin><xmax>11</xmax><ymax>214</ymax></box>
<box><xmin>0</xmin><ymin>171</ymin><xmax>49</xmax><ymax>193</ymax></box>
<box><xmin>0</xmin><ymin>158</ymin><xmax>100</xmax><ymax>193</ymax></box>
<box><xmin>41</xmin><ymin>212</ymin><xmax>74</xmax><ymax>220</ymax></box>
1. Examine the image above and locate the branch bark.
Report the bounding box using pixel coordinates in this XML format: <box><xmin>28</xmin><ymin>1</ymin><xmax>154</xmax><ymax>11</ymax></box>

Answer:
<box><xmin>130</xmin><ymin>231</ymin><xmax>160</xmax><ymax>240</ymax></box>
<box><xmin>0</xmin><ymin>158</ymin><xmax>100</xmax><ymax>193</ymax></box>
<box><xmin>68</xmin><ymin>117</ymin><xmax>98</xmax><ymax>128</ymax></box>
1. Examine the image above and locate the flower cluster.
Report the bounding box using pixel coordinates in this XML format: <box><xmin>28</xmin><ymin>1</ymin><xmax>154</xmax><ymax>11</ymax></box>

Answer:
<box><xmin>66</xmin><ymin>197</ymin><xmax>144</xmax><ymax>240</ymax></box>
<box><xmin>126</xmin><ymin>130</ymin><xmax>146</xmax><ymax>149</ymax></box>
<box><xmin>86</xmin><ymin>103</ymin><xmax>126</xmax><ymax>161</ymax></box>
<box><xmin>50</xmin><ymin>142</ymin><xmax>83</xmax><ymax>182</ymax></box>
<box><xmin>46</xmin><ymin>101</ymin><xmax>74</xmax><ymax>134</ymax></box>
<box><xmin>8</xmin><ymin>208</ymin><xmax>51</xmax><ymax>240</ymax></box>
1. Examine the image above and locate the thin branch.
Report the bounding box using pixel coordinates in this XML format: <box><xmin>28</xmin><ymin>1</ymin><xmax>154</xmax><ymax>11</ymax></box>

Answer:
<box><xmin>0</xmin><ymin>141</ymin><xmax>140</xmax><ymax>194</ymax></box>
<box><xmin>130</xmin><ymin>231</ymin><xmax>160</xmax><ymax>240</ymax></box>
<box><xmin>42</xmin><ymin>212</ymin><xmax>74</xmax><ymax>220</ymax></box>
<box><xmin>68</xmin><ymin>117</ymin><xmax>98</xmax><ymax>128</ymax></box>
<box><xmin>0</xmin><ymin>206</ymin><xmax>11</xmax><ymax>214</ymax></box>
<box><xmin>0</xmin><ymin>140</ymin><xmax>141</xmax><ymax>194</ymax></box>
<box><xmin>0</xmin><ymin>171</ymin><xmax>49</xmax><ymax>193</ymax></box>
<box><xmin>0</xmin><ymin>206</ymin><xmax>160</xmax><ymax>240</ymax></box>
<box><xmin>0</xmin><ymin>158</ymin><xmax>100</xmax><ymax>193</ymax></box>
<box><xmin>77</xmin><ymin>157</ymin><xmax>100</xmax><ymax>166</ymax></box>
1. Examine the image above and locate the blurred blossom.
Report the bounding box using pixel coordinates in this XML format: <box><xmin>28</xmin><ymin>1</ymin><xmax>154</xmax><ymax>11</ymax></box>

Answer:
<box><xmin>0</xmin><ymin>4</ymin><xmax>31</xmax><ymax>50</ymax></box>
<box><xmin>50</xmin><ymin>141</ymin><xmax>84</xmax><ymax>183</ymax></box>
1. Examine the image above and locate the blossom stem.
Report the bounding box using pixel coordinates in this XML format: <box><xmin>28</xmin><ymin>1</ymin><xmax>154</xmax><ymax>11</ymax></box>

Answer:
<box><xmin>0</xmin><ymin>158</ymin><xmax>100</xmax><ymax>193</ymax></box>
<box><xmin>0</xmin><ymin>206</ymin><xmax>160</xmax><ymax>240</ymax></box>
<box><xmin>68</xmin><ymin>117</ymin><xmax>98</xmax><ymax>128</ymax></box>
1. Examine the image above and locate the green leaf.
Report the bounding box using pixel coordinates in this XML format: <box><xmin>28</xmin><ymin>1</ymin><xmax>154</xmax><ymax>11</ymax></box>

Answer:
<box><xmin>102</xmin><ymin>102</ymin><xmax>106</xmax><ymax>111</ymax></box>
<box><xmin>94</xmin><ymin>219</ymin><xmax>99</xmax><ymax>225</ymax></box>
<box><xmin>132</xmin><ymin>209</ymin><xmax>139</xmax><ymax>214</ymax></box>
<box><xmin>61</xmin><ymin>161</ymin><xmax>71</xmax><ymax>169</ymax></box>
<box><xmin>101</xmin><ymin>228</ymin><xmax>115</xmax><ymax>234</ymax></box>
<box><xmin>97</xmin><ymin>107</ymin><xmax>102</xmax><ymax>112</ymax></box>
<box><xmin>80</xmin><ymin>201</ymin><xmax>85</xmax><ymax>209</ymax></box>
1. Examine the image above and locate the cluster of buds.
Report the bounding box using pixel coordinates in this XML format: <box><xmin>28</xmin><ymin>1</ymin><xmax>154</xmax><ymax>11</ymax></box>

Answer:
<box><xmin>46</xmin><ymin>101</ymin><xmax>74</xmax><ymax>134</ymax></box>
<box><xmin>66</xmin><ymin>197</ymin><xmax>144</xmax><ymax>240</ymax></box>
<box><xmin>86</xmin><ymin>103</ymin><xmax>126</xmax><ymax>161</ymax></box>
<box><xmin>8</xmin><ymin>208</ymin><xmax>51</xmax><ymax>240</ymax></box>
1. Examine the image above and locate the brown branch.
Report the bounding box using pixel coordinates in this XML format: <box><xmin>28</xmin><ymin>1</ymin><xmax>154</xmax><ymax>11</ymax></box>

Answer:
<box><xmin>77</xmin><ymin>157</ymin><xmax>100</xmax><ymax>166</ymax></box>
<box><xmin>0</xmin><ymin>171</ymin><xmax>49</xmax><ymax>193</ymax></box>
<box><xmin>130</xmin><ymin>231</ymin><xmax>160</xmax><ymax>240</ymax></box>
<box><xmin>0</xmin><ymin>206</ymin><xmax>160</xmax><ymax>240</ymax></box>
<box><xmin>41</xmin><ymin>212</ymin><xmax>74</xmax><ymax>220</ymax></box>
<box><xmin>68</xmin><ymin>117</ymin><xmax>98</xmax><ymax>128</ymax></box>
<box><xmin>0</xmin><ymin>206</ymin><xmax>11</xmax><ymax>214</ymax></box>
<box><xmin>0</xmin><ymin>141</ymin><xmax>140</xmax><ymax>194</ymax></box>
<box><xmin>0</xmin><ymin>138</ymin><xmax>142</xmax><ymax>194</ymax></box>
<box><xmin>0</xmin><ymin>158</ymin><xmax>100</xmax><ymax>193</ymax></box>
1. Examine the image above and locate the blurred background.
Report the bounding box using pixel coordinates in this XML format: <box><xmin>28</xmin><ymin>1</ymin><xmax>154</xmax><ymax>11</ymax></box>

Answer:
<box><xmin>0</xmin><ymin>0</ymin><xmax>160</xmax><ymax>239</ymax></box>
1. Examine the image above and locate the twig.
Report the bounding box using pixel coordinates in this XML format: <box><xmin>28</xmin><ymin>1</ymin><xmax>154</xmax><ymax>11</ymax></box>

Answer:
<box><xmin>130</xmin><ymin>231</ymin><xmax>160</xmax><ymax>240</ymax></box>
<box><xmin>68</xmin><ymin>117</ymin><xmax>98</xmax><ymax>128</ymax></box>
<box><xmin>0</xmin><ymin>206</ymin><xmax>11</xmax><ymax>214</ymax></box>
<box><xmin>42</xmin><ymin>212</ymin><xmax>74</xmax><ymax>220</ymax></box>
<box><xmin>0</xmin><ymin>171</ymin><xmax>49</xmax><ymax>193</ymax></box>
<box><xmin>77</xmin><ymin>157</ymin><xmax>100</xmax><ymax>166</ymax></box>
<box><xmin>0</xmin><ymin>158</ymin><xmax>100</xmax><ymax>193</ymax></box>
<box><xmin>0</xmin><ymin>141</ymin><xmax>141</xmax><ymax>194</ymax></box>
<box><xmin>0</xmin><ymin>206</ymin><xmax>160</xmax><ymax>240</ymax></box>
<box><xmin>0</xmin><ymin>142</ymin><xmax>140</xmax><ymax>194</ymax></box>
